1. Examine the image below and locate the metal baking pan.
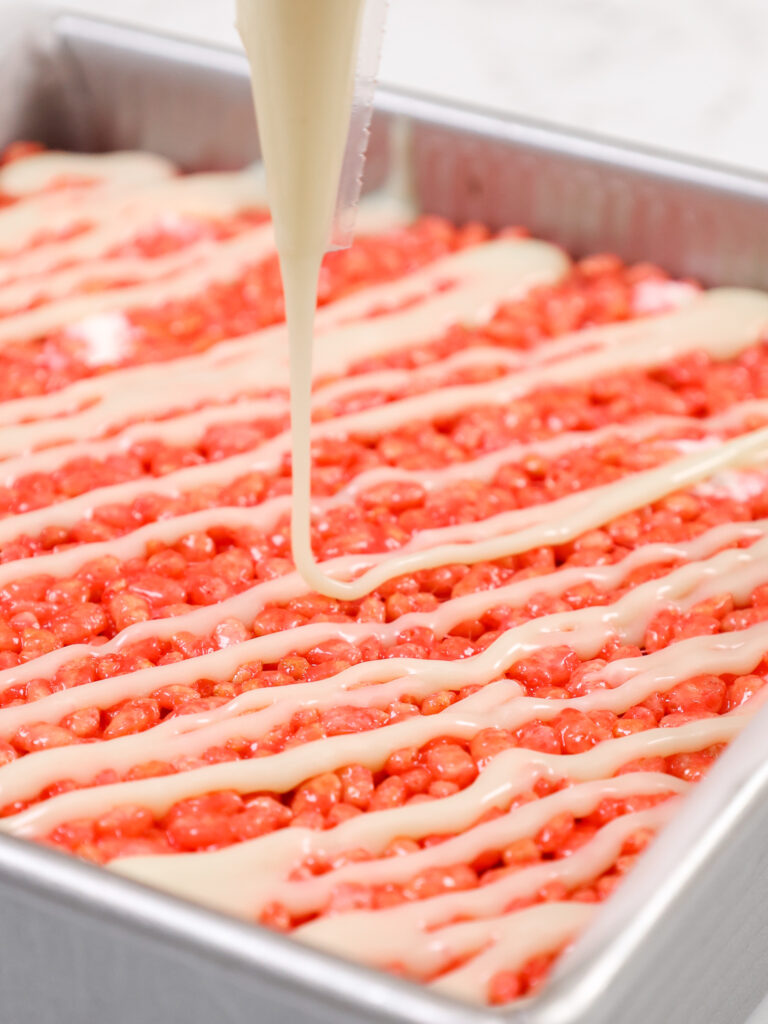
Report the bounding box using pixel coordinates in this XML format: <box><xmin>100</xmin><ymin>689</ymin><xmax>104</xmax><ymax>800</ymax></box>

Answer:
<box><xmin>1</xmin><ymin>8</ymin><xmax>768</xmax><ymax>1024</ymax></box>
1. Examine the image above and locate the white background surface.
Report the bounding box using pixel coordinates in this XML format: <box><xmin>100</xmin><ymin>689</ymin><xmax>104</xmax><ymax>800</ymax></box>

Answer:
<box><xmin>6</xmin><ymin>0</ymin><xmax>768</xmax><ymax>1020</ymax></box>
<box><xmin>17</xmin><ymin>0</ymin><xmax>768</xmax><ymax>175</ymax></box>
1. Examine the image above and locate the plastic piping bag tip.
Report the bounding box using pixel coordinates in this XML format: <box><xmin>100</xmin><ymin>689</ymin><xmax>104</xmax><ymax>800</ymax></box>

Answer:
<box><xmin>329</xmin><ymin>0</ymin><xmax>389</xmax><ymax>251</ymax></box>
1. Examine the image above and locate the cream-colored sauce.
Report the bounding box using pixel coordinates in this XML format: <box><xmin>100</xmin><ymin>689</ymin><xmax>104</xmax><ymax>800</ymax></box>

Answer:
<box><xmin>0</xmin><ymin>238</ymin><xmax>566</xmax><ymax>457</ymax></box>
<box><xmin>237</xmin><ymin>0</ymin><xmax>367</xmax><ymax>599</ymax></box>
<box><xmin>0</xmin><ymin>170</ymin><xmax>266</xmax><ymax>277</ymax></box>
<box><xmin>294</xmin><ymin>803</ymin><xmax>675</xmax><ymax>968</ymax></box>
<box><xmin>429</xmin><ymin>903</ymin><xmax>595</xmax><ymax>1003</ymax></box>
<box><xmin>0</xmin><ymin>227</ymin><xmax>277</xmax><ymax>347</ymax></box>
<box><xmin>0</xmin><ymin>428</ymin><xmax>763</xmax><ymax>710</ymax></box>
<box><xmin>0</xmin><ymin>151</ymin><xmax>175</xmax><ymax>196</ymax></box>
<box><xmin>0</xmin><ymin>288</ymin><xmax>763</xmax><ymax>571</ymax></box>
<box><xmin>0</xmin><ymin>511</ymin><xmax>757</xmax><ymax>744</ymax></box>
<box><xmin>108</xmin><ymin>760</ymin><xmax>693</xmax><ymax>914</ymax></box>
<box><xmin>0</xmin><ymin>699</ymin><xmax>754</xmax><ymax>837</ymax></box>
<box><xmin>4</xmin><ymin>532</ymin><xmax>768</xmax><ymax>807</ymax></box>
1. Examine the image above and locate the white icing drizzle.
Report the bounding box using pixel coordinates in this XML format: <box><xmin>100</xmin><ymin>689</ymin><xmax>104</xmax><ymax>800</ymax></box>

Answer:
<box><xmin>0</xmin><ymin>238</ymin><xmax>564</xmax><ymax>457</ymax></box>
<box><xmin>0</xmin><ymin>170</ymin><xmax>270</xmax><ymax>292</ymax></box>
<box><xmin>0</xmin><ymin>151</ymin><xmax>176</xmax><ymax>196</ymax></box>
<box><xmin>3</xmin><ymin>529</ymin><xmax>768</xmax><ymax>807</ymax></box>
<box><xmin>0</xmin><ymin>393</ymin><xmax>758</xmax><ymax>583</ymax></box>
<box><xmin>0</xmin><ymin>239</ymin><xmax>238</xmax><ymax>317</ymax></box>
<box><xmin>294</xmin><ymin>803</ymin><xmax>675</xmax><ymax>967</ymax></box>
<box><xmin>292</xmin><ymin>286</ymin><xmax>768</xmax><ymax>597</ymax></box>
<box><xmin>0</xmin><ymin>702</ymin><xmax>752</xmax><ymax>836</ymax></box>
<box><xmin>0</xmin><ymin>357</ymin><xmax>764</xmax><ymax>594</ymax></box>
<box><xmin>1</xmin><ymin>151</ymin><xmax>768</xmax><ymax>1002</ymax></box>
<box><xmin>113</xmin><ymin>787</ymin><xmax>678</xmax><ymax>994</ymax></box>
<box><xmin>0</xmin><ymin>431</ymin><xmax>762</xmax><ymax>718</ymax></box>
<box><xmin>106</xmin><ymin>747</ymin><xmax>702</xmax><ymax>913</ymax></box>
<box><xmin>116</xmin><ymin>785</ymin><xmax>676</xmax><ymax>979</ymax></box>
<box><xmin>428</xmin><ymin>903</ymin><xmax>595</xmax><ymax>1002</ymax></box>
<box><xmin>0</xmin><ymin>510</ymin><xmax>756</xmax><ymax>745</ymax></box>
<box><xmin>0</xmin><ymin>397</ymin><xmax>287</xmax><ymax>485</ymax></box>
<box><xmin>2</xmin><ymin>337</ymin><xmax>765</xmax><ymax>493</ymax></box>
<box><xmin>0</xmin><ymin>227</ymin><xmax>277</xmax><ymax>347</ymax></box>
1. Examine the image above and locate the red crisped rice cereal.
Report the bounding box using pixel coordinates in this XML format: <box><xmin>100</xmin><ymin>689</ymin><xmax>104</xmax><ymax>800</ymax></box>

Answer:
<box><xmin>0</xmin><ymin>142</ymin><xmax>766</xmax><ymax>1007</ymax></box>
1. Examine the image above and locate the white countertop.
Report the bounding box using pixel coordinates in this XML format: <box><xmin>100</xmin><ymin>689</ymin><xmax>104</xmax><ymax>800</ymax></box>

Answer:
<box><xmin>6</xmin><ymin>1</ymin><xmax>768</xmax><ymax>1021</ymax></box>
<box><xmin>17</xmin><ymin>0</ymin><xmax>768</xmax><ymax>176</ymax></box>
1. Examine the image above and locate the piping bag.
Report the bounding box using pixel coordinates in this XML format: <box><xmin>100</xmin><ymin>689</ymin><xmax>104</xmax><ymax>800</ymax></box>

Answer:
<box><xmin>236</xmin><ymin>0</ymin><xmax>388</xmax><ymax>598</ymax></box>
